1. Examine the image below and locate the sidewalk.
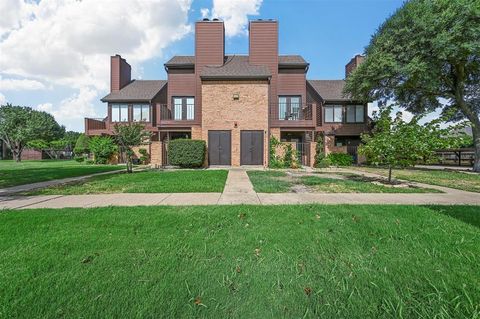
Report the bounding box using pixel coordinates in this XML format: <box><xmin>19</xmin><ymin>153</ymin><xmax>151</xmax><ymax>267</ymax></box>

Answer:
<box><xmin>1</xmin><ymin>169</ymin><xmax>479</xmax><ymax>209</ymax></box>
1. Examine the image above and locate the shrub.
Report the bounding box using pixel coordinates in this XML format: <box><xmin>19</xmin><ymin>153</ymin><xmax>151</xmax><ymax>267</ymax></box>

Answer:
<box><xmin>85</xmin><ymin>159</ymin><xmax>94</xmax><ymax>165</ymax></box>
<box><xmin>327</xmin><ymin>153</ymin><xmax>353</xmax><ymax>166</ymax></box>
<box><xmin>314</xmin><ymin>135</ymin><xmax>327</xmax><ymax>168</ymax></box>
<box><xmin>89</xmin><ymin>136</ymin><xmax>117</xmax><ymax>164</ymax></box>
<box><xmin>74</xmin><ymin>134</ymin><xmax>90</xmax><ymax>155</ymax></box>
<box><xmin>168</xmin><ymin>139</ymin><xmax>205</xmax><ymax>168</ymax></box>
<box><xmin>138</xmin><ymin>148</ymin><xmax>149</xmax><ymax>164</ymax></box>
<box><xmin>74</xmin><ymin>155</ymin><xmax>84</xmax><ymax>163</ymax></box>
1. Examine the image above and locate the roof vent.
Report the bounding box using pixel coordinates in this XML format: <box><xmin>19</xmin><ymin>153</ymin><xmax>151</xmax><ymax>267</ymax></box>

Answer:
<box><xmin>212</xmin><ymin>18</ymin><xmax>220</xmax><ymax>21</ymax></box>
<box><xmin>202</xmin><ymin>18</ymin><xmax>209</xmax><ymax>21</ymax></box>
<box><xmin>257</xmin><ymin>19</ymin><xmax>263</xmax><ymax>21</ymax></box>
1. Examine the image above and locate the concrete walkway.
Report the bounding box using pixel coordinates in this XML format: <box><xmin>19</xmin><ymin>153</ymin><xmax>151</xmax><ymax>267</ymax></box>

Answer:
<box><xmin>1</xmin><ymin>169</ymin><xmax>480</xmax><ymax>210</ymax></box>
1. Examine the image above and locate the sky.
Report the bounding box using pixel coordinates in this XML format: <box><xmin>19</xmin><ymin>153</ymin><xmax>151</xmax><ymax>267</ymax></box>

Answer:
<box><xmin>0</xmin><ymin>0</ymin><xmax>405</xmax><ymax>132</ymax></box>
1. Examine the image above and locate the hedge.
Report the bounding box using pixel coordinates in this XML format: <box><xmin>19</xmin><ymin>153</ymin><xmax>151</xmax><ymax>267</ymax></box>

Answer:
<box><xmin>326</xmin><ymin>152</ymin><xmax>353</xmax><ymax>166</ymax></box>
<box><xmin>168</xmin><ymin>139</ymin><xmax>206</xmax><ymax>168</ymax></box>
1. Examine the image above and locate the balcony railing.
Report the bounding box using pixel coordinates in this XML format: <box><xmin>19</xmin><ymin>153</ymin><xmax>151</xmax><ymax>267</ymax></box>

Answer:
<box><xmin>160</xmin><ymin>104</ymin><xmax>195</xmax><ymax>121</ymax></box>
<box><xmin>85</xmin><ymin>117</ymin><xmax>107</xmax><ymax>131</ymax></box>
<box><xmin>269</xmin><ymin>103</ymin><xmax>314</xmax><ymax>121</ymax></box>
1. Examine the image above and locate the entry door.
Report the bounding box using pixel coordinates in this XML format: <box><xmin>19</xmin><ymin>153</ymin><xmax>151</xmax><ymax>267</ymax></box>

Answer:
<box><xmin>241</xmin><ymin>130</ymin><xmax>264</xmax><ymax>165</ymax></box>
<box><xmin>208</xmin><ymin>131</ymin><xmax>231</xmax><ymax>165</ymax></box>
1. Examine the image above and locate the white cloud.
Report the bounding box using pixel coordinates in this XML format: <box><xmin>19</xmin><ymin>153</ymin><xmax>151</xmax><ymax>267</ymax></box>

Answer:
<box><xmin>35</xmin><ymin>87</ymin><xmax>98</xmax><ymax>131</ymax></box>
<box><xmin>0</xmin><ymin>76</ymin><xmax>46</xmax><ymax>90</ymax></box>
<box><xmin>0</xmin><ymin>93</ymin><xmax>6</xmax><ymax>105</ymax></box>
<box><xmin>0</xmin><ymin>0</ymin><xmax>193</xmax><ymax>91</ymax></box>
<box><xmin>202</xmin><ymin>0</ymin><xmax>263</xmax><ymax>37</ymax></box>
<box><xmin>0</xmin><ymin>0</ymin><xmax>193</xmax><ymax>132</ymax></box>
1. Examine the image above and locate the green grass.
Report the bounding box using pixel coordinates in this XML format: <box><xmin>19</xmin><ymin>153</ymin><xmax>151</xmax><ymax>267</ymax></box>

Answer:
<box><xmin>29</xmin><ymin>170</ymin><xmax>228</xmax><ymax>194</ymax></box>
<box><xmin>248</xmin><ymin>171</ymin><xmax>440</xmax><ymax>193</ymax></box>
<box><xmin>247</xmin><ymin>170</ymin><xmax>292</xmax><ymax>192</ymax></box>
<box><xmin>0</xmin><ymin>160</ymin><xmax>123</xmax><ymax>188</ymax></box>
<box><xmin>0</xmin><ymin>205</ymin><xmax>478</xmax><ymax>318</ymax></box>
<box><xmin>353</xmin><ymin>166</ymin><xmax>480</xmax><ymax>193</ymax></box>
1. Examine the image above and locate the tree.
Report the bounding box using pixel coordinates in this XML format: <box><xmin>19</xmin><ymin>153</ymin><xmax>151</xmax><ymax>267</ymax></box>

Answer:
<box><xmin>0</xmin><ymin>104</ymin><xmax>64</xmax><ymax>162</ymax></box>
<box><xmin>89</xmin><ymin>136</ymin><xmax>117</xmax><ymax>164</ymax></box>
<box><xmin>113</xmin><ymin>123</ymin><xmax>151</xmax><ymax>173</ymax></box>
<box><xmin>359</xmin><ymin>106</ymin><xmax>459</xmax><ymax>182</ymax></box>
<box><xmin>344</xmin><ymin>0</ymin><xmax>480</xmax><ymax>171</ymax></box>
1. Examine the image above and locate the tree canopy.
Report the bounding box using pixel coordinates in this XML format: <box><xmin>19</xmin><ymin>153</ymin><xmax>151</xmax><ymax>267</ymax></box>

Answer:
<box><xmin>344</xmin><ymin>0</ymin><xmax>480</xmax><ymax>170</ymax></box>
<box><xmin>0</xmin><ymin>104</ymin><xmax>64</xmax><ymax>162</ymax></box>
<box><xmin>113</xmin><ymin>123</ymin><xmax>151</xmax><ymax>173</ymax></box>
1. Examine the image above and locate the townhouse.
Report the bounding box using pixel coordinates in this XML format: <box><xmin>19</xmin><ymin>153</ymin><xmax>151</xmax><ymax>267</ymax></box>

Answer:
<box><xmin>85</xmin><ymin>19</ymin><xmax>368</xmax><ymax>166</ymax></box>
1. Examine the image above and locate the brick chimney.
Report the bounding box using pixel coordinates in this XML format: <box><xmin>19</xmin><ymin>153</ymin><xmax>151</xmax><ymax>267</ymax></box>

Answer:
<box><xmin>249</xmin><ymin>19</ymin><xmax>278</xmax><ymax>105</ymax></box>
<box><xmin>345</xmin><ymin>54</ymin><xmax>365</xmax><ymax>78</ymax></box>
<box><xmin>111</xmin><ymin>54</ymin><xmax>131</xmax><ymax>92</ymax></box>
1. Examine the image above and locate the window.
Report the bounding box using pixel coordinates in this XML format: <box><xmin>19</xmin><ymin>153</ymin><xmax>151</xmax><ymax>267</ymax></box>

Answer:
<box><xmin>172</xmin><ymin>97</ymin><xmax>195</xmax><ymax>120</ymax></box>
<box><xmin>278</xmin><ymin>96</ymin><xmax>301</xmax><ymax>120</ymax></box>
<box><xmin>324</xmin><ymin>105</ymin><xmax>343</xmax><ymax>123</ymax></box>
<box><xmin>346</xmin><ymin>105</ymin><xmax>364</xmax><ymax>123</ymax></box>
<box><xmin>133</xmin><ymin>104</ymin><xmax>150</xmax><ymax>122</ymax></box>
<box><xmin>111</xmin><ymin>104</ymin><xmax>128</xmax><ymax>122</ymax></box>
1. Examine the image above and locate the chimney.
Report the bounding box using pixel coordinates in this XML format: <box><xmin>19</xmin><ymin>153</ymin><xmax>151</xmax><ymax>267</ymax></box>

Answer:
<box><xmin>345</xmin><ymin>54</ymin><xmax>365</xmax><ymax>78</ymax></box>
<box><xmin>195</xmin><ymin>19</ymin><xmax>225</xmax><ymax>69</ymax></box>
<box><xmin>111</xmin><ymin>55</ymin><xmax>131</xmax><ymax>92</ymax></box>
<box><xmin>249</xmin><ymin>19</ymin><xmax>278</xmax><ymax>104</ymax></box>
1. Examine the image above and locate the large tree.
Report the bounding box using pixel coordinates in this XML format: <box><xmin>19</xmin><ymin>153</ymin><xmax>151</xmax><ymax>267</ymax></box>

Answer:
<box><xmin>0</xmin><ymin>104</ymin><xmax>64</xmax><ymax>162</ymax></box>
<box><xmin>344</xmin><ymin>0</ymin><xmax>480</xmax><ymax>171</ymax></box>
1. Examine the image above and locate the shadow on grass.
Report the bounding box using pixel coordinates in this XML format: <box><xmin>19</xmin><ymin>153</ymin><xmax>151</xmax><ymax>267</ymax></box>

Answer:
<box><xmin>424</xmin><ymin>205</ymin><xmax>480</xmax><ymax>228</ymax></box>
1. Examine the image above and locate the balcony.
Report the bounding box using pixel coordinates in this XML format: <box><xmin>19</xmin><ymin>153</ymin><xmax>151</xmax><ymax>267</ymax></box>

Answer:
<box><xmin>85</xmin><ymin>117</ymin><xmax>108</xmax><ymax>135</ymax></box>
<box><xmin>158</xmin><ymin>104</ymin><xmax>196</xmax><ymax>126</ymax></box>
<box><xmin>270</xmin><ymin>103</ymin><xmax>316</xmax><ymax>128</ymax></box>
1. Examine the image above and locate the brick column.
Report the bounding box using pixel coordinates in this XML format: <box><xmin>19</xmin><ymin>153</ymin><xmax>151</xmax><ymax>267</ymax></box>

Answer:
<box><xmin>150</xmin><ymin>141</ymin><xmax>162</xmax><ymax>167</ymax></box>
<box><xmin>309</xmin><ymin>142</ymin><xmax>317</xmax><ymax>167</ymax></box>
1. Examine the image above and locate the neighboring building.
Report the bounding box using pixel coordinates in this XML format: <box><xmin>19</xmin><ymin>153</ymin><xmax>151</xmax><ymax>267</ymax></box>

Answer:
<box><xmin>85</xmin><ymin>19</ymin><xmax>368</xmax><ymax>167</ymax></box>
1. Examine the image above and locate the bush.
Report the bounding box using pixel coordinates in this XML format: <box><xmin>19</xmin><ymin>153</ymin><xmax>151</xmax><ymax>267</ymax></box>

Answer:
<box><xmin>85</xmin><ymin>159</ymin><xmax>94</xmax><ymax>165</ymax></box>
<box><xmin>74</xmin><ymin>134</ymin><xmax>90</xmax><ymax>155</ymax></box>
<box><xmin>327</xmin><ymin>153</ymin><xmax>353</xmax><ymax>166</ymax></box>
<box><xmin>168</xmin><ymin>139</ymin><xmax>205</xmax><ymax>168</ymax></box>
<box><xmin>314</xmin><ymin>135</ymin><xmax>327</xmax><ymax>168</ymax></box>
<box><xmin>89</xmin><ymin>136</ymin><xmax>117</xmax><ymax>164</ymax></box>
<box><xmin>138</xmin><ymin>148</ymin><xmax>149</xmax><ymax>164</ymax></box>
<box><xmin>74</xmin><ymin>155</ymin><xmax>84</xmax><ymax>163</ymax></box>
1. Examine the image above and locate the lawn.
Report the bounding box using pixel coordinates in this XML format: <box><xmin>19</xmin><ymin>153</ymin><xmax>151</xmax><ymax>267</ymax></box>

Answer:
<box><xmin>353</xmin><ymin>166</ymin><xmax>480</xmax><ymax>193</ymax></box>
<box><xmin>0</xmin><ymin>160</ymin><xmax>124</xmax><ymax>188</ymax></box>
<box><xmin>0</xmin><ymin>205</ymin><xmax>478</xmax><ymax>318</ymax></box>
<box><xmin>248</xmin><ymin>171</ymin><xmax>440</xmax><ymax>193</ymax></box>
<box><xmin>29</xmin><ymin>169</ymin><xmax>228</xmax><ymax>194</ymax></box>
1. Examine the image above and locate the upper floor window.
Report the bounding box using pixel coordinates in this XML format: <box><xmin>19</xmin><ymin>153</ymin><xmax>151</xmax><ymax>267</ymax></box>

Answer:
<box><xmin>173</xmin><ymin>97</ymin><xmax>194</xmax><ymax>120</ymax></box>
<box><xmin>111</xmin><ymin>104</ymin><xmax>128</xmax><ymax>122</ymax></box>
<box><xmin>133</xmin><ymin>104</ymin><xmax>150</xmax><ymax>122</ymax></box>
<box><xmin>324</xmin><ymin>105</ymin><xmax>343</xmax><ymax>123</ymax></box>
<box><xmin>346</xmin><ymin>105</ymin><xmax>364</xmax><ymax>123</ymax></box>
<box><xmin>278</xmin><ymin>96</ymin><xmax>301</xmax><ymax>120</ymax></box>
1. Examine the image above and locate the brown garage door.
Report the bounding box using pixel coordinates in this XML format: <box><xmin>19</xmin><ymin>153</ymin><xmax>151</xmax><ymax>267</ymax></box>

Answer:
<box><xmin>241</xmin><ymin>130</ymin><xmax>264</xmax><ymax>165</ymax></box>
<box><xmin>208</xmin><ymin>131</ymin><xmax>231</xmax><ymax>165</ymax></box>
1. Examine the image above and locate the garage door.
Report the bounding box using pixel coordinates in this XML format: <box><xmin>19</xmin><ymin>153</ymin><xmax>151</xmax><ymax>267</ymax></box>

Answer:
<box><xmin>208</xmin><ymin>131</ymin><xmax>231</xmax><ymax>165</ymax></box>
<box><xmin>240</xmin><ymin>130</ymin><xmax>264</xmax><ymax>165</ymax></box>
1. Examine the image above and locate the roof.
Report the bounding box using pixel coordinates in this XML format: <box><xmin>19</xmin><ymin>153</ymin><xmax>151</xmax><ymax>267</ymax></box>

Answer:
<box><xmin>307</xmin><ymin>80</ymin><xmax>352</xmax><ymax>101</ymax></box>
<box><xmin>201</xmin><ymin>55</ymin><xmax>271</xmax><ymax>79</ymax></box>
<box><xmin>165</xmin><ymin>55</ymin><xmax>308</xmax><ymax>68</ymax></box>
<box><xmin>101</xmin><ymin>80</ymin><xmax>167</xmax><ymax>102</ymax></box>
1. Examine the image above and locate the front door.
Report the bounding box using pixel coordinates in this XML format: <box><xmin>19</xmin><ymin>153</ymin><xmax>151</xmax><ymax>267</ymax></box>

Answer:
<box><xmin>208</xmin><ymin>131</ymin><xmax>231</xmax><ymax>165</ymax></box>
<box><xmin>240</xmin><ymin>130</ymin><xmax>264</xmax><ymax>165</ymax></box>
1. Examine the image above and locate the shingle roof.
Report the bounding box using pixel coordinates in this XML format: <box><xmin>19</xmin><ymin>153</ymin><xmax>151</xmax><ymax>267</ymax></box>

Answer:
<box><xmin>165</xmin><ymin>55</ymin><xmax>308</xmax><ymax>68</ymax></box>
<box><xmin>101</xmin><ymin>80</ymin><xmax>167</xmax><ymax>102</ymax></box>
<box><xmin>307</xmin><ymin>80</ymin><xmax>352</xmax><ymax>101</ymax></box>
<box><xmin>164</xmin><ymin>56</ymin><xmax>195</xmax><ymax>67</ymax></box>
<box><xmin>278</xmin><ymin>55</ymin><xmax>308</xmax><ymax>66</ymax></box>
<box><xmin>201</xmin><ymin>55</ymin><xmax>271</xmax><ymax>79</ymax></box>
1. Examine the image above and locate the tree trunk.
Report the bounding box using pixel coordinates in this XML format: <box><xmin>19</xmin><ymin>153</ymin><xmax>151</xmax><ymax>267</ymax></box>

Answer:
<box><xmin>388</xmin><ymin>165</ymin><xmax>392</xmax><ymax>183</ymax></box>
<box><xmin>14</xmin><ymin>151</ymin><xmax>21</xmax><ymax>162</ymax></box>
<box><xmin>473</xmin><ymin>125</ymin><xmax>480</xmax><ymax>172</ymax></box>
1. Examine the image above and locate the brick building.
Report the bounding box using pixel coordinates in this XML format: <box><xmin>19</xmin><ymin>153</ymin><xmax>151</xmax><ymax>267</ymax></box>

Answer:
<box><xmin>85</xmin><ymin>19</ymin><xmax>368</xmax><ymax>167</ymax></box>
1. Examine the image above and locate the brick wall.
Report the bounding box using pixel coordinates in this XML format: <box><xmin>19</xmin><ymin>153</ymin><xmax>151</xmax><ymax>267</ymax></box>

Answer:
<box><xmin>150</xmin><ymin>141</ymin><xmax>162</xmax><ymax>166</ymax></box>
<box><xmin>202</xmin><ymin>80</ymin><xmax>269</xmax><ymax>166</ymax></box>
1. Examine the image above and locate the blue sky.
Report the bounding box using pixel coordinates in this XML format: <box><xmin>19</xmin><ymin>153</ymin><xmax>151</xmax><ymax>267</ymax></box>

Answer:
<box><xmin>0</xmin><ymin>0</ymin><xmax>404</xmax><ymax>131</ymax></box>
